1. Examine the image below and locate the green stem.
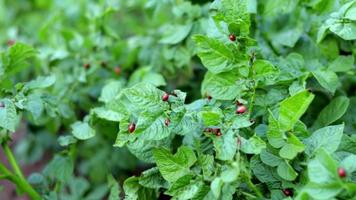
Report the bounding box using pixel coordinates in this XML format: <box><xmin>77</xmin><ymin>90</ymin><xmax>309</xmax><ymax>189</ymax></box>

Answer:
<box><xmin>0</xmin><ymin>174</ymin><xmax>10</xmax><ymax>179</ymax></box>
<box><xmin>247</xmin><ymin>178</ymin><xmax>263</xmax><ymax>198</ymax></box>
<box><xmin>0</xmin><ymin>162</ymin><xmax>13</xmax><ymax>176</ymax></box>
<box><xmin>9</xmin><ymin>175</ymin><xmax>42</xmax><ymax>200</ymax></box>
<box><xmin>1</xmin><ymin>142</ymin><xmax>42</xmax><ymax>200</ymax></box>
<box><xmin>2</xmin><ymin>142</ymin><xmax>25</xmax><ymax>180</ymax></box>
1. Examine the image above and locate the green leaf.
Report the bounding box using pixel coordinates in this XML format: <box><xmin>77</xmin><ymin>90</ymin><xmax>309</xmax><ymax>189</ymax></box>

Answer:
<box><xmin>270</xmin><ymin>24</ymin><xmax>303</xmax><ymax>48</ymax></box>
<box><xmin>304</xmin><ymin>124</ymin><xmax>344</xmax><ymax>156</ymax></box>
<box><xmin>121</xmin><ymin>83</ymin><xmax>165</xmax><ymax>114</ymax></box>
<box><xmin>220</xmin><ymin>162</ymin><xmax>240</xmax><ymax>183</ymax></box>
<box><xmin>307</xmin><ymin>149</ymin><xmax>338</xmax><ymax>184</ymax></box>
<box><xmin>139</xmin><ymin>167</ymin><xmax>168</xmax><ymax>189</ymax></box>
<box><xmin>231</xmin><ymin>114</ymin><xmax>253</xmax><ymax>129</ymax></box>
<box><xmin>159</xmin><ymin>24</ymin><xmax>193</xmax><ymax>45</ymax></box>
<box><xmin>58</xmin><ymin>135</ymin><xmax>77</xmax><ymax>146</ymax></box>
<box><xmin>126</xmin><ymin>136</ymin><xmax>172</xmax><ymax>163</ymax></box>
<box><xmin>329</xmin><ymin>21</ymin><xmax>356</xmax><ymax>41</ymax></box>
<box><xmin>279</xmin><ymin>90</ymin><xmax>315</xmax><ymax>131</ymax></box>
<box><xmin>201</xmin><ymin>71</ymin><xmax>246</xmax><ymax>100</ymax></box>
<box><xmin>260</xmin><ymin>149</ymin><xmax>282</xmax><ymax>167</ymax></box>
<box><xmin>153</xmin><ymin>146</ymin><xmax>197</xmax><ymax>182</ymax></box>
<box><xmin>240</xmin><ymin>135</ymin><xmax>266</xmax><ymax>154</ymax></box>
<box><xmin>99</xmin><ymin>81</ymin><xmax>124</xmax><ymax>103</ymax></box>
<box><xmin>4</xmin><ymin>43</ymin><xmax>36</xmax><ymax>74</ymax></box>
<box><xmin>193</xmin><ymin>35</ymin><xmax>238</xmax><ymax>74</ymax></box>
<box><xmin>253</xmin><ymin>60</ymin><xmax>279</xmax><ymax>85</ymax></box>
<box><xmin>328</xmin><ymin>55</ymin><xmax>354</xmax><ymax>72</ymax></box>
<box><xmin>276</xmin><ymin>53</ymin><xmax>306</xmax><ymax>81</ymax></box>
<box><xmin>108</xmin><ymin>175</ymin><xmax>121</xmax><ymax>200</ymax></box>
<box><xmin>128</xmin><ymin>67</ymin><xmax>166</xmax><ymax>87</ymax></box>
<box><xmin>71</xmin><ymin>121</ymin><xmax>96</xmax><ymax>140</ymax></box>
<box><xmin>199</xmin><ymin>108</ymin><xmax>223</xmax><ymax>126</ymax></box>
<box><xmin>43</xmin><ymin>155</ymin><xmax>73</xmax><ymax>182</ymax></box>
<box><xmin>198</xmin><ymin>154</ymin><xmax>215</xmax><ymax>178</ymax></box>
<box><xmin>91</xmin><ymin>107</ymin><xmax>125</xmax><ymax>122</ymax></box>
<box><xmin>165</xmin><ymin>175</ymin><xmax>205</xmax><ymax>199</ymax></box>
<box><xmin>250</xmin><ymin>156</ymin><xmax>279</xmax><ymax>183</ymax></box>
<box><xmin>213</xmin><ymin>129</ymin><xmax>237</xmax><ymax>161</ymax></box>
<box><xmin>24</xmin><ymin>94</ymin><xmax>44</xmax><ymax>120</ymax></box>
<box><xmin>24</xmin><ymin>75</ymin><xmax>56</xmax><ymax>90</ymax></box>
<box><xmin>123</xmin><ymin>177</ymin><xmax>156</xmax><ymax>200</ymax></box>
<box><xmin>221</xmin><ymin>0</ymin><xmax>250</xmax><ymax>35</ymax></box>
<box><xmin>341</xmin><ymin>155</ymin><xmax>356</xmax><ymax>174</ymax></box>
<box><xmin>344</xmin><ymin>1</ymin><xmax>356</xmax><ymax>20</ymax></box>
<box><xmin>277</xmin><ymin>161</ymin><xmax>297</xmax><ymax>181</ymax></box>
<box><xmin>313</xmin><ymin>96</ymin><xmax>350</xmax><ymax>129</ymax></box>
<box><xmin>263</xmin><ymin>0</ymin><xmax>299</xmax><ymax>17</ymax></box>
<box><xmin>267</xmin><ymin>110</ymin><xmax>285</xmax><ymax>148</ymax></box>
<box><xmin>0</xmin><ymin>99</ymin><xmax>18</xmax><ymax>132</ymax></box>
<box><xmin>136</xmin><ymin>111</ymin><xmax>170</xmax><ymax>141</ymax></box>
<box><xmin>279</xmin><ymin>133</ymin><xmax>305</xmax><ymax>160</ymax></box>
<box><xmin>312</xmin><ymin>69</ymin><xmax>339</xmax><ymax>93</ymax></box>
<box><xmin>302</xmin><ymin>182</ymin><xmax>342</xmax><ymax>200</ymax></box>
<box><xmin>211</xmin><ymin>178</ymin><xmax>223</xmax><ymax>198</ymax></box>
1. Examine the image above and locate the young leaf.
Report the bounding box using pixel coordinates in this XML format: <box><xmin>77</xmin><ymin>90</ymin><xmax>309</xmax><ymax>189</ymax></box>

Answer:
<box><xmin>279</xmin><ymin>133</ymin><xmax>305</xmax><ymax>160</ymax></box>
<box><xmin>199</xmin><ymin>108</ymin><xmax>223</xmax><ymax>126</ymax></box>
<box><xmin>127</xmin><ymin>137</ymin><xmax>173</xmax><ymax>163</ymax></box>
<box><xmin>301</xmin><ymin>182</ymin><xmax>342</xmax><ymax>200</ymax></box>
<box><xmin>279</xmin><ymin>90</ymin><xmax>315</xmax><ymax>131</ymax></box>
<box><xmin>201</xmin><ymin>71</ymin><xmax>246</xmax><ymax>100</ymax></box>
<box><xmin>253</xmin><ymin>59</ymin><xmax>279</xmax><ymax>85</ymax></box>
<box><xmin>220</xmin><ymin>162</ymin><xmax>240</xmax><ymax>183</ymax></box>
<box><xmin>24</xmin><ymin>75</ymin><xmax>56</xmax><ymax>90</ymax></box>
<box><xmin>312</xmin><ymin>96</ymin><xmax>349</xmax><ymax>129</ymax></box>
<box><xmin>165</xmin><ymin>175</ymin><xmax>206</xmax><ymax>199</ymax></box>
<box><xmin>128</xmin><ymin>67</ymin><xmax>166</xmax><ymax>87</ymax></box>
<box><xmin>304</xmin><ymin>124</ymin><xmax>344</xmax><ymax>156</ymax></box>
<box><xmin>198</xmin><ymin>154</ymin><xmax>215</xmax><ymax>178</ymax></box>
<box><xmin>159</xmin><ymin>24</ymin><xmax>193</xmax><ymax>45</ymax></box>
<box><xmin>121</xmin><ymin>83</ymin><xmax>165</xmax><ymax>114</ymax></box>
<box><xmin>193</xmin><ymin>35</ymin><xmax>237</xmax><ymax>74</ymax></box>
<box><xmin>211</xmin><ymin>178</ymin><xmax>223</xmax><ymax>198</ymax></box>
<box><xmin>139</xmin><ymin>167</ymin><xmax>168</xmax><ymax>189</ymax></box>
<box><xmin>153</xmin><ymin>146</ymin><xmax>197</xmax><ymax>182</ymax></box>
<box><xmin>250</xmin><ymin>156</ymin><xmax>279</xmax><ymax>183</ymax></box>
<box><xmin>312</xmin><ymin>69</ymin><xmax>339</xmax><ymax>93</ymax></box>
<box><xmin>4</xmin><ymin>43</ymin><xmax>36</xmax><ymax>74</ymax></box>
<box><xmin>267</xmin><ymin>110</ymin><xmax>285</xmax><ymax>148</ymax></box>
<box><xmin>43</xmin><ymin>155</ymin><xmax>73</xmax><ymax>182</ymax></box>
<box><xmin>260</xmin><ymin>149</ymin><xmax>282</xmax><ymax>167</ymax></box>
<box><xmin>240</xmin><ymin>135</ymin><xmax>266</xmax><ymax>154</ymax></box>
<box><xmin>135</xmin><ymin>111</ymin><xmax>170</xmax><ymax>141</ymax></box>
<box><xmin>277</xmin><ymin>161</ymin><xmax>297</xmax><ymax>181</ymax></box>
<box><xmin>340</xmin><ymin>155</ymin><xmax>356</xmax><ymax>175</ymax></box>
<box><xmin>0</xmin><ymin>99</ymin><xmax>18</xmax><ymax>132</ymax></box>
<box><xmin>328</xmin><ymin>55</ymin><xmax>354</xmax><ymax>72</ymax></box>
<box><xmin>123</xmin><ymin>177</ymin><xmax>156</xmax><ymax>200</ymax></box>
<box><xmin>71</xmin><ymin>121</ymin><xmax>96</xmax><ymax>140</ymax></box>
<box><xmin>213</xmin><ymin>129</ymin><xmax>237</xmax><ymax>161</ymax></box>
<box><xmin>307</xmin><ymin>149</ymin><xmax>338</xmax><ymax>184</ymax></box>
<box><xmin>108</xmin><ymin>175</ymin><xmax>121</xmax><ymax>200</ymax></box>
<box><xmin>99</xmin><ymin>81</ymin><xmax>124</xmax><ymax>103</ymax></box>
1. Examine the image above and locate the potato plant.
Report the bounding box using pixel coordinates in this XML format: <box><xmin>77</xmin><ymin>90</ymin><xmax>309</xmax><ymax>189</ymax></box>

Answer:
<box><xmin>0</xmin><ymin>0</ymin><xmax>356</xmax><ymax>200</ymax></box>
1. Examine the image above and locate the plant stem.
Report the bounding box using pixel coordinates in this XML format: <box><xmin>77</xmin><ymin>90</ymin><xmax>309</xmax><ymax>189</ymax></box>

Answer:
<box><xmin>2</xmin><ymin>142</ymin><xmax>25</xmax><ymax>180</ymax></box>
<box><xmin>247</xmin><ymin>178</ymin><xmax>263</xmax><ymax>198</ymax></box>
<box><xmin>0</xmin><ymin>162</ymin><xmax>13</xmax><ymax>176</ymax></box>
<box><xmin>0</xmin><ymin>174</ymin><xmax>10</xmax><ymax>179</ymax></box>
<box><xmin>10</xmin><ymin>175</ymin><xmax>42</xmax><ymax>200</ymax></box>
<box><xmin>1</xmin><ymin>142</ymin><xmax>42</xmax><ymax>200</ymax></box>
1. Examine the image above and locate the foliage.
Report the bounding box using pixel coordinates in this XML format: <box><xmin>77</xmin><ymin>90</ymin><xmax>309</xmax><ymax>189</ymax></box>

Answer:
<box><xmin>0</xmin><ymin>0</ymin><xmax>355</xmax><ymax>199</ymax></box>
